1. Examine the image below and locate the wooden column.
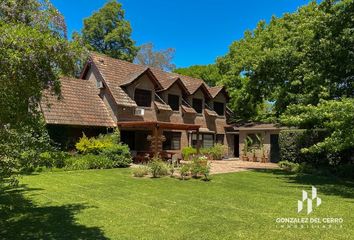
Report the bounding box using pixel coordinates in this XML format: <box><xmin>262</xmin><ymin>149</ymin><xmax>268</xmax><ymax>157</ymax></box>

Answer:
<box><xmin>196</xmin><ymin>128</ymin><xmax>200</xmax><ymax>154</ymax></box>
<box><xmin>153</xmin><ymin>124</ymin><xmax>158</xmax><ymax>157</ymax></box>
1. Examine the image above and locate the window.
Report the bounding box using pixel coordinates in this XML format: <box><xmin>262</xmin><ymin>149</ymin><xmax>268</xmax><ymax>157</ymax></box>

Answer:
<box><xmin>216</xmin><ymin>134</ymin><xmax>224</xmax><ymax>144</ymax></box>
<box><xmin>247</xmin><ymin>133</ymin><xmax>261</xmax><ymax>148</ymax></box>
<box><xmin>163</xmin><ymin>132</ymin><xmax>181</xmax><ymax>150</ymax></box>
<box><xmin>192</xmin><ymin>98</ymin><xmax>203</xmax><ymax>113</ymax></box>
<box><xmin>134</xmin><ymin>89</ymin><xmax>151</xmax><ymax>107</ymax></box>
<box><xmin>213</xmin><ymin>102</ymin><xmax>224</xmax><ymax>116</ymax></box>
<box><xmin>191</xmin><ymin>133</ymin><xmax>214</xmax><ymax>148</ymax></box>
<box><xmin>168</xmin><ymin>94</ymin><xmax>180</xmax><ymax>111</ymax></box>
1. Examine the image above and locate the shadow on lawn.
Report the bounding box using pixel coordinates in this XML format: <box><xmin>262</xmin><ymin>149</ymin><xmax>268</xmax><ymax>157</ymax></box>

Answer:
<box><xmin>0</xmin><ymin>185</ymin><xmax>108</xmax><ymax>240</ymax></box>
<box><xmin>253</xmin><ymin>169</ymin><xmax>354</xmax><ymax>200</ymax></box>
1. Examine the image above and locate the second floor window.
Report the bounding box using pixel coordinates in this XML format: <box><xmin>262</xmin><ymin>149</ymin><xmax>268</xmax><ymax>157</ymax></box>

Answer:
<box><xmin>213</xmin><ymin>102</ymin><xmax>224</xmax><ymax>116</ymax></box>
<box><xmin>168</xmin><ymin>94</ymin><xmax>180</xmax><ymax>111</ymax></box>
<box><xmin>134</xmin><ymin>89</ymin><xmax>151</xmax><ymax>107</ymax></box>
<box><xmin>192</xmin><ymin>98</ymin><xmax>203</xmax><ymax>113</ymax></box>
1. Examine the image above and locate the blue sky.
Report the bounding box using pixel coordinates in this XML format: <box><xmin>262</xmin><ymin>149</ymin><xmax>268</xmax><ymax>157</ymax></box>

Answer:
<box><xmin>51</xmin><ymin>0</ymin><xmax>310</xmax><ymax>68</ymax></box>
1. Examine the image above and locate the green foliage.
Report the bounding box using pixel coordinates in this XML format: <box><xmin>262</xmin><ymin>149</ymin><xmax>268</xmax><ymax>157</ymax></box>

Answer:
<box><xmin>64</xmin><ymin>154</ymin><xmax>113</xmax><ymax>170</ymax></box>
<box><xmin>39</xmin><ymin>151</ymin><xmax>68</xmax><ymax>169</ymax></box>
<box><xmin>179</xmin><ymin>164</ymin><xmax>190</xmax><ymax>180</ymax></box>
<box><xmin>101</xmin><ymin>144</ymin><xmax>132</xmax><ymax>168</ymax></box>
<box><xmin>148</xmin><ymin>158</ymin><xmax>168</xmax><ymax>178</ymax></box>
<box><xmin>335</xmin><ymin>164</ymin><xmax>354</xmax><ymax>180</ymax></box>
<box><xmin>132</xmin><ymin>165</ymin><xmax>149</xmax><ymax>177</ymax></box>
<box><xmin>181</xmin><ymin>146</ymin><xmax>197</xmax><ymax>160</ymax></box>
<box><xmin>200</xmin><ymin>144</ymin><xmax>228</xmax><ymax>160</ymax></box>
<box><xmin>278</xmin><ymin>161</ymin><xmax>300</xmax><ymax>173</ymax></box>
<box><xmin>80</xmin><ymin>0</ymin><xmax>138</xmax><ymax>61</ymax></box>
<box><xmin>217</xmin><ymin>0</ymin><xmax>354</xmax><ymax>120</ymax></box>
<box><xmin>174</xmin><ymin>64</ymin><xmax>223</xmax><ymax>87</ymax></box>
<box><xmin>134</xmin><ymin>43</ymin><xmax>176</xmax><ymax>71</ymax></box>
<box><xmin>75</xmin><ymin>131</ymin><xmax>122</xmax><ymax>155</ymax></box>
<box><xmin>279</xmin><ymin>129</ymin><xmax>328</xmax><ymax>166</ymax></box>
<box><xmin>281</xmin><ymin>99</ymin><xmax>354</xmax><ymax>158</ymax></box>
<box><xmin>190</xmin><ymin>156</ymin><xmax>209</xmax><ymax>178</ymax></box>
<box><xmin>0</xmin><ymin>0</ymin><xmax>84</xmax><ymax>185</ymax></box>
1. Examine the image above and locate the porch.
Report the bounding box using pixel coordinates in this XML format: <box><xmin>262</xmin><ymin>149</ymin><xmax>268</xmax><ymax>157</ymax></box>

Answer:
<box><xmin>118</xmin><ymin>121</ymin><xmax>201</xmax><ymax>162</ymax></box>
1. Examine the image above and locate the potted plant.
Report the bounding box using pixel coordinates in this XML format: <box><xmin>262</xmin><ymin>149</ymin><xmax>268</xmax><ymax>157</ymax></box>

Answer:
<box><xmin>242</xmin><ymin>138</ymin><xmax>250</xmax><ymax>161</ymax></box>
<box><xmin>256</xmin><ymin>134</ymin><xmax>268</xmax><ymax>163</ymax></box>
<box><xmin>252</xmin><ymin>149</ymin><xmax>257</xmax><ymax>162</ymax></box>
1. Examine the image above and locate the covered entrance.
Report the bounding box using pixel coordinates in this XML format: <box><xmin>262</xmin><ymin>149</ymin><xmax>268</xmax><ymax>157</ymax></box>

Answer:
<box><xmin>118</xmin><ymin>121</ymin><xmax>201</xmax><ymax>162</ymax></box>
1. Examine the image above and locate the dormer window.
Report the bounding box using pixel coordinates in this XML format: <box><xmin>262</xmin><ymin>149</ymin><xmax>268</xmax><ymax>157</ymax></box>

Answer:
<box><xmin>214</xmin><ymin>102</ymin><xmax>224</xmax><ymax>116</ymax></box>
<box><xmin>134</xmin><ymin>89</ymin><xmax>151</xmax><ymax>107</ymax></box>
<box><xmin>168</xmin><ymin>94</ymin><xmax>180</xmax><ymax>111</ymax></box>
<box><xmin>192</xmin><ymin>98</ymin><xmax>203</xmax><ymax>113</ymax></box>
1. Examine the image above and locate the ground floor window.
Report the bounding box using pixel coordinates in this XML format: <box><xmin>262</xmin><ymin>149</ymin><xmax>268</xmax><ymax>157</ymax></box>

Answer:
<box><xmin>216</xmin><ymin>134</ymin><xmax>224</xmax><ymax>144</ymax></box>
<box><xmin>163</xmin><ymin>131</ymin><xmax>181</xmax><ymax>150</ymax></box>
<box><xmin>191</xmin><ymin>133</ymin><xmax>214</xmax><ymax>148</ymax></box>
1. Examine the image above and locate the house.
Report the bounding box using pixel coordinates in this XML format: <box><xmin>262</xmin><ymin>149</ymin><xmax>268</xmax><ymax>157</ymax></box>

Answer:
<box><xmin>226</xmin><ymin>123</ymin><xmax>284</xmax><ymax>162</ymax></box>
<box><xmin>41</xmin><ymin>53</ymin><xmax>237</xmax><ymax>159</ymax></box>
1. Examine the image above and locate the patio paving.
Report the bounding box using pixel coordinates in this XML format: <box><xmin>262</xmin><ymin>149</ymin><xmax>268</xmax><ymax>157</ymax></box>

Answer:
<box><xmin>209</xmin><ymin>159</ymin><xmax>279</xmax><ymax>174</ymax></box>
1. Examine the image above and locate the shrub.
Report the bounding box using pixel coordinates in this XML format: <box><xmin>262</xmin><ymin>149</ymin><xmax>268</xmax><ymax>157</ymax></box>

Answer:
<box><xmin>201</xmin><ymin>144</ymin><xmax>228</xmax><ymax>160</ymax></box>
<box><xmin>279</xmin><ymin>129</ymin><xmax>328</xmax><ymax>166</ymax></box>
<box><xmin>101</xmin><ymin>144</ymin><xmax>132</xmax><ymax>167</ymax></box>
<box><xmin>148</xmin><ymin>158</ymin><xmax>168</xmax><ymax>178</ymax></box>
<box><xmin>39</xmin><ymin>151</ymin><xmax>68</xmax><ymax>169</ymax></box>
<box><xmin>336</xmin><ymin>164</ymin><xmax>354</xmax><ymax>179</ymax></box>
<box><xmin>64</xmin><ymin>154</ymin><xmax>113</xmax><ymax>170</ymax></box>
<box><xmin>278</xmin><ymin>160</ymin><xmax>300</xmax><ymax>173</ymax></box>
<box><xmin>180</xmin><ymin>164</ymin><xmax>190</xmax><ymax>180</ymax></box>
<box><xmin>189</xmin><ymin>156</ymin><xmax>208</xmax><ymax>178</ymax></box>
<box><xmin>181</xmin><ymin>146</ymin><xmax>197</xmax><ymax>160</ymax></box>
<box><xmin>132</xmin><ymin>166</ymin><xmax>149</xmax><ymax>177</ymax></box>
<box><xmin>200</xmin><ymin>163</ymin><xmax>211</xmax><ymax>181</ymax></box>
<box><xmin>75</xmin><ymin>131</ymin><xmax>121</xmax><ymax>155</ymax></box>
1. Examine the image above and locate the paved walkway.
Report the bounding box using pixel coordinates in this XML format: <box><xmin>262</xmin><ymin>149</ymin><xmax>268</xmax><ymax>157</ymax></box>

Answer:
<box><xmin>209</xmin><ymin>159</ymin><xmax>279</xmax><ymax>174</ymax></box>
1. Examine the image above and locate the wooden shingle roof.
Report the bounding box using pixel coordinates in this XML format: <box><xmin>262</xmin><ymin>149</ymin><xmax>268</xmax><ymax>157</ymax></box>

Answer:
<box><xmin>40</xmin><ymin>77</ymin><xmax>116</xmax><ymax>127</ymax></box>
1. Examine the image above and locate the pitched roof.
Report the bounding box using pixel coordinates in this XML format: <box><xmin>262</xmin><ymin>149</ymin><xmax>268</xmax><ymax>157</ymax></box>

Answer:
<box><xmin>88</xmin><ymin>53</ymin><xmax>217</xmax><ymax>99</ymax></box>
<box><xmin>40</xmin><ymin>77</ymin><xmax>116</xmax><ymax>127</ymax></box>
<box><xmin>154</xmin><ymin>101</ymin><xmax>172</xmax><ymax>111</ymax></box>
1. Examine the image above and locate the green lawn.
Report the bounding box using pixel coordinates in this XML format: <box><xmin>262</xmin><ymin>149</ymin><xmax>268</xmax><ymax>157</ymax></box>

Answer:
<box><xmin>1</xmin><ymin>168</ymin><xmax>353</xmax><ymax>240</ymax></box>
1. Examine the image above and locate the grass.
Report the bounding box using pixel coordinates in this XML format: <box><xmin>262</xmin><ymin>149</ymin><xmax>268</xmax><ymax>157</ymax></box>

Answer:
<box><xmin>1</xmin><ymin>168</ymin><xmax>353</xmax><ymax>240</ymax></box>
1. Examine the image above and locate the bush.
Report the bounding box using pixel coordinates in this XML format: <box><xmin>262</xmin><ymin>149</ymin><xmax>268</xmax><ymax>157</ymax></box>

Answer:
<box><xmin>190</xmin><ymin>156</ymin><xmax>209</xmax><ymax>178</ymax></box>
<box><xmin>180</xmin><ymin>164</ymin><xmax>190</xmax><ymax>180</ymax></box>
<box><xmin>336</xmin><ymin>164</ymin><xmax>354</xmax><ymax>179</ymax></box>
<box><xmin>278</xmin><ymin>160</ymin><xmax>300</xmax><ymax>173</ymax></box>
<box><xmin>132</xmin><ymin>166</ymin><xmax>149</xmax><ymax>177</ymax></box>
<box><xmin>200</xmin><ymin>163</ymin><xmax>211</xmax><ymax>181</ymax></box>
<box><xmin>201</xmin><ymin>144</ymin><xmax>228</xmax><ymax>160</ymax></box>
<box><xmin>64</xmin><ymin>154</ymin><xmax>113</xmax><ymax>170</ymax></box>
<box><xmin>101</xmin><ymin>144</ymin><xmax>132</xmax><ymax>167</ymax></box>
<box><xmin>279</xmin><ymin>129</ymin><xmax>328</xmax><ymax>166</ymax></box>
<box><xmin>181</xmin><ymin>146</ymin><xmax>197</xmax><ymax>160</ymax></box>
<box><xmin>39</xmin><ymin>151</ymin><xmax>68</xmax><ymax>169</ymax></box>
<box><xmin>148</xmin><ymin>158</ymin><xmax>168</xmax><ymax>178</ymax></box>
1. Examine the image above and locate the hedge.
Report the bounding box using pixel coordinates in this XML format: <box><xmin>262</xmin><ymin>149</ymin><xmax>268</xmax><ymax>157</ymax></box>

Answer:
<box><xmin>279</xmin><ymin>129</ymin><xmax>329</xmax><ymax>166</ymax></box>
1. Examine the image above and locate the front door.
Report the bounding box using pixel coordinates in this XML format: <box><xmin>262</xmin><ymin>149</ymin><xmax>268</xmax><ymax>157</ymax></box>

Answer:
<box><xmin>234</xmin><ymin>134</ymin><xmax>240</xmax><ymax>158</ymax></box>
<box><xmin>270</xmin><ymin>134</ymin><xmax>280</xmax><ymax>162</ymax></box>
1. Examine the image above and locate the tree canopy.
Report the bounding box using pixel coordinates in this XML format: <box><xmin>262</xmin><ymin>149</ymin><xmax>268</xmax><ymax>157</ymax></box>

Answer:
<box><xmin>217</xmin><ymin>0</ymin><xmax>354</xmax><ymax>120</ymax></box>
<box><xmin>80</xmin><ymin>0</ymin><xmax>138</xmax><ymax>62</ymax></box>
<box><xmin>0</xmin><ymin>0</ymin><xmax>82</xmax><ymax>186</ymax></box>
<box><xmin>174</xmin><ymin>64</ymin><xmax>223</xmax><ymax>87</ymax></box>
<box><xmin>134</xmin><ymin>43</ymin><xmax>176</xmax><ymax>71</ymax></box>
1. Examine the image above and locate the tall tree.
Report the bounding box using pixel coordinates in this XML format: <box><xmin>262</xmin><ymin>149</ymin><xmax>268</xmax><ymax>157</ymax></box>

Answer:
<box><xmin>134</xmin><ymin>43</ymin><xmax>176</xmax><ymax>71</ymax></box>
<box><xmin>81</xmin><ymin>0</ymin><xmax>138</xmax><ymax>62</ymax></box>
<box><xmin>217</xmin><ymin>0</ymin><xmax>354</xmax><ymax>121</ymax></box>
<box><xmin>174</xmin><ymin>64</ymin><xmax>222</xmax><ymax>87</ymax></box>
<box><xmin>0</xmin><ymin>0</ymin><xmax>82</xmax><ymax>185</ymax></box>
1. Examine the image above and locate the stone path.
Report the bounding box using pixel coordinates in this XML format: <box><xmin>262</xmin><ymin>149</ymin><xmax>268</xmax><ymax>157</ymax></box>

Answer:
<box><xmin>209</xmin><ymin>159</ymin><xmax>279</xmax><ymax>174</ymax></box>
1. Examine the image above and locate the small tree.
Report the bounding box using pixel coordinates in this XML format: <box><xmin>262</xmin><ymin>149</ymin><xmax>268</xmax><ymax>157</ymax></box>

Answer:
<box><xmin>134</xmin><ymin>43</ymin><xmax>176</xmax><ymax>71</ymax></box>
